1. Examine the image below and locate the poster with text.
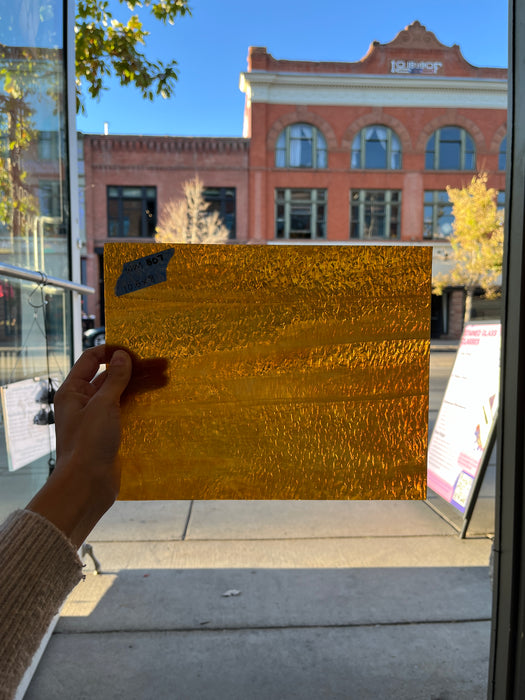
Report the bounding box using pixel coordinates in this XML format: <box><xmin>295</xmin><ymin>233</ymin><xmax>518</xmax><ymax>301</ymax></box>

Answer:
<box><xmin>427</xmin><ymin>322</ymin><xmax>501</xmax><ymax>512</ymax></box>
<box><xmin>1</xmin><ymin>377</ymin><xmax>57</xmax><ymax>471</ymax></box>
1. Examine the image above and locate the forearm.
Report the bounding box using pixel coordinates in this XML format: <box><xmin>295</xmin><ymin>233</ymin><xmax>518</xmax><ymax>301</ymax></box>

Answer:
<box><xmin>0</xmin><ymin>347</ymin><xmax>131</xmax><ymax>698</ymax></box>
<box><xmin>0</xmin><ymin>510</ymin><xmax>83</xmax><ymax>699</ymax></box>
<box><xmin>26</xmin><ymin>459</ymin><xmax>116</xmax><ymax>548</ymax></box>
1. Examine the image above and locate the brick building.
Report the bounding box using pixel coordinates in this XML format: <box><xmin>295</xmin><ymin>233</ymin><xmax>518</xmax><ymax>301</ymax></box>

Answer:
<box><xmin>81</xmin><ymin>21</ymin><xmax>507</xmax><ymax>336</ymax></box>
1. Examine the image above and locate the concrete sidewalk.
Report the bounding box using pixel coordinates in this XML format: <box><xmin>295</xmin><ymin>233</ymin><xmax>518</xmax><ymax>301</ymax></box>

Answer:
<box><xmin>25</xmin><ymin>498</ymin><xmax>494</xmax><ymax>700</ymax></box>
<box><xmin>26</xmin><ymin>347</ymin><xmax>496</xmax><ymax>699</ymax></box>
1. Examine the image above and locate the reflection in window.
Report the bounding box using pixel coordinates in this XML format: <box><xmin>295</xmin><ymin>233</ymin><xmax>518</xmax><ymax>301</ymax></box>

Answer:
<box><xmin>0</xmin><ymin>0</ymin><xmax>72</xmax><ymax>499</ymax></box>
<box><xmin>38</xmin><ymin>131</ymin><xmax>60</xmax><ymax>160</ymax></box>
<box><xmin>275</xmin><ymin>124</ymin><xmax>327</xmax><ymax>168</ymax></box>
<box><xmin>350</xmin><ymin>190</ymin><xmax>401</xmax><ymax>239</ymax></box>
<box><xmin>275</xmin><ymin>189</ymin><xmax>326</xmax><ymax>239</ymax></box>
<box><xmin>0</xmin><ymin>279</ymin><xmax>20</xmax><ymax>344</ymax></box>
<box><xmin>0</xmin><ymin>12</ymin><xmax>69</xmax><ymax>276</ymax></box>
<box><xmin>499</xmin><ymin>136</ymin><xmax>507</xmax><ymax>171</ymax></box>
<box><xmin>425</xmin><ymin>127</ymin><xmax>476</xmax><ymax>170</ymax></box>
<box><xmin>107</xmin><ymin>186</ymin><xmax>157</xmax><ymax>237</ymax></box>
<box><xmin>423</xmin><ymin>191</ymin><xmax>454</xmax><ymax>239</ymax></box>
<box><xmin>39</xmin><ymin>180</ymin><xmax>61</xmax><ymax>218</ymax></box>
<box><xmin>203</xmin><ymin>187</ymin><xmax>236</xmax><ymax>239</ymax></box>
<box><xmin>351</xmin><ymin>126</ymin><xmax>402</xmax><ymax>169</ymax></box>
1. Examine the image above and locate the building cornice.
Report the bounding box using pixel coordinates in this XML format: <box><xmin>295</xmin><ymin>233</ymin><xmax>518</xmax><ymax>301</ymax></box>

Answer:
<box><xmin>240</xmin><ymin>72</ymin><xmax>507</xmax><ymax>110</ymax></box>
<box><xmin>84</xmin><ymin>135</ymin><xmax>250</xmax><ymax>154</ymax></box>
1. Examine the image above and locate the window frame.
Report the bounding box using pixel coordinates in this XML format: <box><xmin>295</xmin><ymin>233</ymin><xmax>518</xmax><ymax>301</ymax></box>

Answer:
<box><xmin>275</xmin><ymin>188</ymin><xmax>327</xmax><ymax>240</ymax></box>
<box><xmin>350</xmin><ymin>189</ymin><xmax>401</xmax><ymax>240</ymax></box>
<box><xmin>275</xmin><ymin>123</ymin><xmax>327</xmax><ymax>169</ymax></box>
<box><xmin>107</xmin><ymin>185</ymin><xmax>157</xmax><ymax>238</ymax></box>
<box><xmin>203</xmin><ymin>187</ymin><xmax>236</xmax><ymax>239</ymax></box>
<box><xmin>425</xmin><ymin>126</ymin><xmax>476</xmax><ymax>170</ymax></box>
<box><xmin>423</xmin><ymin>190</ymin><xmax>454</xmax><ymax>240</ymax></box>
<box><xmin>351</xmin><ymin>125</ymin><xmax>402</xmax><ymax>170</ymax></box>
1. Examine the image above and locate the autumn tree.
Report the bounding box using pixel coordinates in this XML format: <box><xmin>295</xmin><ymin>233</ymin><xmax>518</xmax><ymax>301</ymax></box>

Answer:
<box><xmin>1</xmin><ymin>1</ymin><xmax>193</xmax><ymax>252</ymax></box>
<box><xmin>155</xmin><ymin>176</ymin><xmax>230</xmax><ymax>244</ymax></box>
<box><xmin>75</xmin><ymin>0</ymin><xmax>191</xmax><ymax>113</ymax></box>
<box><xmin>1</xmin><ymin>0</ymin><xmax>191</xmax><ymax>239</ymax></box>
<box><xmin>433</xmin><ymin>172</ymin><xmax>504</xmax><ymax>324</ymax></box>
<box><xmin>0</xmin><ymin>49</ymin><xmax>42</xmax><ymax>241</ymax></box>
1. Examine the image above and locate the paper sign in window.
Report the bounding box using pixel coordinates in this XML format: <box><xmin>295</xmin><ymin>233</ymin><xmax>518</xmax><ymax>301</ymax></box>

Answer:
<box><xmin>104</xmin><ymin>243</ymin><xmax>431</xmax><ymax>500</ymax></box>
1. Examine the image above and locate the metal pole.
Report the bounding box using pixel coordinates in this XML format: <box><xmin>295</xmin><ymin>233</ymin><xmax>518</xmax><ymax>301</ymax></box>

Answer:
<box><xmin>0</xmin><ymin>262</ymin><xmax>94</xmax><ymax>296</ymax></box>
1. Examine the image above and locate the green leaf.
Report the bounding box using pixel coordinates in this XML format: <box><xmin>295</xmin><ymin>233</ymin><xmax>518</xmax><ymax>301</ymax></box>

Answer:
<box><xmin>75</xmin><ymin>0</ymin><xmax>191</xmax><ymax>112</ymax></box>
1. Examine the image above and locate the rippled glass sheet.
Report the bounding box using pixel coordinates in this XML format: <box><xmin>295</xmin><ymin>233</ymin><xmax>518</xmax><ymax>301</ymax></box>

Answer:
<box><xmin>104</xmin><ymin>243</ymin><xmax>431</xmax><ymax>500</ymax></box>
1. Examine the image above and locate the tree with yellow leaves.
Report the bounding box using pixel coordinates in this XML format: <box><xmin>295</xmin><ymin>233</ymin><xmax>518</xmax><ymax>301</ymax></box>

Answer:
<box><xmin>433</xmin><ymin>172</ymin><xmax>504</xmax><ymax>324</ymax></box>
<box><xmin>155</xmin><ymin>176</ymin><xmax>230</xmax><ymax>244</ymax></box>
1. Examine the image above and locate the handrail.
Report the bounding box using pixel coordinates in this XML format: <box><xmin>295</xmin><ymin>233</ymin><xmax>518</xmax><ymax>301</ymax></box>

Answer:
<box><xmin>0</xmin><ymin>263</ymin><xmax>94</xmax><ymax>295</ymax></box>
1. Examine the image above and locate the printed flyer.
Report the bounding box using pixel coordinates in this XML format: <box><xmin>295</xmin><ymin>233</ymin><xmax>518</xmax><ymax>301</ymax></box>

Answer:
<box><xmin>427</xmin><ymin>322</ymin><xmax>501</xmax><ymax>512</ymax></box>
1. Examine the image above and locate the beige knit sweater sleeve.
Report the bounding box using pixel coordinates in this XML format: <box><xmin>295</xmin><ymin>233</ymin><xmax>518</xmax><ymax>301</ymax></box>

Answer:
<box><xmin>0</xmin><ymin>509</ymin><xmax>83</xmax><ymax>700</ymax></box>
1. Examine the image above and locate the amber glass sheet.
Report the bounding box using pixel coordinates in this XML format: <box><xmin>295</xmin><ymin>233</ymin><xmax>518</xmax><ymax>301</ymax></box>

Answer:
<box><xmin>104</xmin><ymin>243</ymin><xmax>432</xmax><ymax>500</ymax></box>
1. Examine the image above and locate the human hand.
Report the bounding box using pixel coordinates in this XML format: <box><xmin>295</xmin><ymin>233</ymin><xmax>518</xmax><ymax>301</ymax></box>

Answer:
<box><xmin>27</xmin><ymin>346</ymin><xmax>132</xmax><ymax>546</ymax></box>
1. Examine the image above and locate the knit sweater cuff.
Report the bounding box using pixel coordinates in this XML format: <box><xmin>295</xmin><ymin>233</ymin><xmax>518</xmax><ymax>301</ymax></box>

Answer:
<box><xmin>0</xmin><ymin>509</ymin><xmax>83</xmax><ymax>699</ymax></box>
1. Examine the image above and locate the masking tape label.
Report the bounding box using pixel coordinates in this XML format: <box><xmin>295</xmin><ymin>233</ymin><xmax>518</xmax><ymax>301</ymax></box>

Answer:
<box><xmin>115</xmin><ymin>248</ymin><xmax>175</xmax><ymax>297</ymax></box>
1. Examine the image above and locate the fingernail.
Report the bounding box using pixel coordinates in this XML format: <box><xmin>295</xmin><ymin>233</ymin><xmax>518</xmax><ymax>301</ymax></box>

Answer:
<box><xmin>110</xmin><ymin>350</ymin><xmax>127</xmax><ymax>366</ymax></box>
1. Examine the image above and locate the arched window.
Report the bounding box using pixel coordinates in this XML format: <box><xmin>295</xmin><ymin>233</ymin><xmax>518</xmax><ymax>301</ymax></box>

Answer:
<box><xmin>499</xmin><ymin>136</ymin><xmax>507</xmax><ymax>171</ymax></box>
<box><xmin>351</xmin><ymin>125</ymin><xmax>402</xmax><ymax>169</ymax></box>
<box><xmin>275</xmin><ymin>124</ymin><xmax>327</xmax><ymax>168</ymax></box>
<box><xmin>425</xmin><ymin>126</ymin><xmax>476</xmax><ymax>170</ymax></box>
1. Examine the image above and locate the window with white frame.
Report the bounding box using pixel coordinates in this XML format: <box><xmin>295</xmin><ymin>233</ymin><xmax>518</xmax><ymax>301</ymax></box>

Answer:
<box><xmin>275</xmin><ymin>189</ymin><xmax>326</xmax><ymax>239</ymax></box>
<box><xmin>425</xmin><ymin>126</ymin><xmax>476</xmax><ymax>170</ymax></box>
<box><xmin>351</xmin><ymin>125</ymin><xmax>402</xmax><ymax>169</ymax></box>
<box><xmin>275</xmin><ymin>124</ymin><xmax>327</xmax><ymax>168</ymax></box>
<box><xmin>423</xmin><ymin>191</ymin><xmax>454</xmax><ymax>239</ymax></box>
<box><xmin>350</xmin><ymin>190</ymin><xmax>401</xmax><ymax>240</ymax></box>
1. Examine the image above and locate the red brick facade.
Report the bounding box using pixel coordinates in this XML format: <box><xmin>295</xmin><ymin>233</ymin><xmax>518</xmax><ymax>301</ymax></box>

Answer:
<box><xmin>81</xmin><ymin>21</ymin><xmax>507</xmax><ymax>334</ymax></box>
<box><xmin>82</xmin><ymin>136</ymin><xmax>250</xmax><ymax>321</ymax></box>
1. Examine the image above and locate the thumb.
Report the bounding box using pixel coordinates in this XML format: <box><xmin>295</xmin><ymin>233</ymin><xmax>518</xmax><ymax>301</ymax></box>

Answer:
<box><xmin>97</xmin><ymin>350</ymin><xmax>132</xmax><ymax>403</ymax></box>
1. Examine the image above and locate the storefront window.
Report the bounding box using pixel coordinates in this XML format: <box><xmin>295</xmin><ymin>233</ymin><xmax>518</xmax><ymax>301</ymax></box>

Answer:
<box><xmin>423</xmin><ymin>191</ymin><xmax>454</xmax><ymax>239</ymax></box>
<box><xmin>350</xmin><ymin>190</ymin><xmax>401</xmax><ymax>239</ymax></box>
<box><xmin>0</xmin><ymin>1</ymin><xmax>72</xmax><ymax>509</ymax></box>
<box><xmin>275</xmin><ymin>188</ymin><xmax>326</xmax><ymax>239</ymax></box>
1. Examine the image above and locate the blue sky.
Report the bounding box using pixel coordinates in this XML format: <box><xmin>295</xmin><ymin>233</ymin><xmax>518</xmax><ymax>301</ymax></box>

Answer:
<box><xmin>76</xmin><ymin>0</ymin><xmax>508</xmax><ymax>137</ymax></box>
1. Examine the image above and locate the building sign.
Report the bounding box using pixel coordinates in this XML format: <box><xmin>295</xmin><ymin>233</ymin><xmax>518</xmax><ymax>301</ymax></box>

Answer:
<box><xmin>390</xmin><ymin>60</ymin><xmax>443</xmax><ymax>75</ymax></box>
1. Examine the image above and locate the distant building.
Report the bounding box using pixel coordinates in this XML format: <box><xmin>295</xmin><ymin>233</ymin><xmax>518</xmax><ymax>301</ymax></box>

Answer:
<box><xmin>80</xmin><ymin>21</ymin><xmax>507</xmax><ymax>336</ymax></box>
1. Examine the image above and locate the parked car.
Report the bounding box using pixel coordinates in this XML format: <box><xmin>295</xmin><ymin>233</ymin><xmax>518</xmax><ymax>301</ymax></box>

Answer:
<box><xmin>83</xmin><ymin>327</ymin><xmax>105</xmax><ymax>348</ymax></box>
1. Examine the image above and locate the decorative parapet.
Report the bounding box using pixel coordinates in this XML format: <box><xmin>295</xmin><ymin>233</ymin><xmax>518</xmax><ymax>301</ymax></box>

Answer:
<box><xmin>247</xmin><ymin>22</ymin><xmax>507</xmax><ymax>80</ymax></box>
<box><xmin>86</xmin><ymin>136</ymin><xmax>250</xmax><ymax>154</ymax></box>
